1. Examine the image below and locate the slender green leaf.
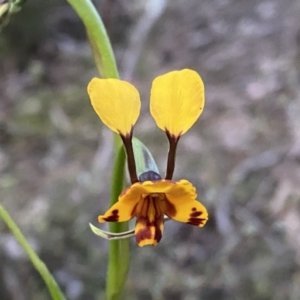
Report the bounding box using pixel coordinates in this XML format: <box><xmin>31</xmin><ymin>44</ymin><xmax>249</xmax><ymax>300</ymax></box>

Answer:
<box><xmin>0</xmin><ymin>204</ymin><xmax>66</xmax><ymax>300</ymax></box>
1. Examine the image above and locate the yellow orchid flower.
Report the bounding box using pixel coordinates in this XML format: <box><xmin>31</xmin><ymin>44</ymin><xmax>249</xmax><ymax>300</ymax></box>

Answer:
<box><xmin>87</xmin><ymin>69</ymin><xmax>208</xmax><ymax>247</ymax></box>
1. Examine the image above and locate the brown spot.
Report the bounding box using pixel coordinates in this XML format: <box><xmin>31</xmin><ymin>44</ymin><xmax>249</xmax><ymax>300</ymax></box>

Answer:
<box><xmin>164</xmin><ymin>197</ymin><xmax>177</xmax><ymax>217</ymax></box>
<box><xmin>154</xmin><ymin>226</ymin><xmax>162</xmax><ymax>243</ymax></box>
<box><xmin>135</xmin><ymin>224</ymin><xmax>162</xmax><ymax>245</ymax></box>
<box><xmin>190</xmin><ymin>211</ymin><xmax>202</xmax><ymax>218</ymax></box>
<box><xmin>134</xmin><ymin>195</ymin><xmax>164</xmax><ymax>245</ymax></box>
<box><xmin>135</xmin><ymin>226</ymin><xmax>152</xmax><ymax>244</ymax></box>
<box><xmin>187</xmin><ymin>209</ymin><xmax>205</xmax><ymax>225</ymax></box>
<box><xmin>104</xmin><ymin>209</ymin><xmax>119</xmax><ymax>222</ymax></box>
<box><xmin>187</xmin><ymin>218</ymin><xmax>206</xmax><ymax>226</ymax></box>
<box><xmin>131</xmin><ymin>203</ymin><xmax>138</xmax><ymax>218</ymax></box>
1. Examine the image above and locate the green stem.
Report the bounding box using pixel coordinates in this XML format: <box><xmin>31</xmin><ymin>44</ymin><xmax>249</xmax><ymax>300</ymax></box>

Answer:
<box><xmin>107</xmin><ymin>146</ymin><xmax>129</xmax><ymax>300</ymax></box>
<box><xmin>0</xmin><ymin>204</ymin><xmax>66</xmax><ymax>300</ymax></box>
<box><xmin>67</xmin><ymin>1</ymin><xmax>129</xmax><ymax>299</ymax></box>
<box><xmin>66</xmin><ymin>0</ymin><xmax>118</xmax><ymax>78</ymax></box>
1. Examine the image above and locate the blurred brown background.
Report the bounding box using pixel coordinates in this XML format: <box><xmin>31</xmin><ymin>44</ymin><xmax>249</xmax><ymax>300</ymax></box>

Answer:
<box><xmin>1</xmin><ymin>0</ymin><xmax>300</xmax><ymax>299</ymax></box>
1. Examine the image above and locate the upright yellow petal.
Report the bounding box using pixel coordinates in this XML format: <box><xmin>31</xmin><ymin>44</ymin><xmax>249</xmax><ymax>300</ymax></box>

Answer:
<box><xmin>150</xmin><ymin>69</ymin><xmax>205</xmax><ymax>137</ymax></box>
<box><xmin>87</xmin><ymin>78</ymin><xmax>141</xmax><ymax>136</ymax></box>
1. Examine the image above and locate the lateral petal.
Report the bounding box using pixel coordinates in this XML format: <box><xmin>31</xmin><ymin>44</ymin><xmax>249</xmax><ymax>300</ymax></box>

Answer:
<box><xmin>98</xmin><ymin>201</ymin><xmax>136</xmax><ymax>223</ymax></box>
<box><xmin>98</xmin><ymin>187</ymin><xmax>140</xmax><ymax>223</ymax></box>
<box><xmin>165</xmin><ymin>195</ymin><xmax>208</xmax><ymax>227</ymax></box>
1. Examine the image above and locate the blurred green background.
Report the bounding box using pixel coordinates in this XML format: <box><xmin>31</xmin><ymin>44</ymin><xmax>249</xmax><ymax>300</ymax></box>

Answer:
<box><xmin>1</xmin><ymin>0</ymin><xmax>300</xmax><ymax>299</ymax></box>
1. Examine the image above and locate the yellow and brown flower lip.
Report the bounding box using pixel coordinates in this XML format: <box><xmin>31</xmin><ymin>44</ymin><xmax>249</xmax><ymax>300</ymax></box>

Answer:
<box><xmin>98</xmin><ymin>176</ymin><xmax>208</xmax><ymax>247</ymax></box>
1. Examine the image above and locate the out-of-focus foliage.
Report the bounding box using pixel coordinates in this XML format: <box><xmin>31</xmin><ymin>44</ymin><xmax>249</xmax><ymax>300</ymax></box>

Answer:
<box><xmin>0</xmin><ymin>0</ymin><xmax>26</xmax><ymax>32</ymax></box>
<box><xmin>1</xmin><ymin>0</ymin><xmax>300</xmax><ymax>299</ymax></box>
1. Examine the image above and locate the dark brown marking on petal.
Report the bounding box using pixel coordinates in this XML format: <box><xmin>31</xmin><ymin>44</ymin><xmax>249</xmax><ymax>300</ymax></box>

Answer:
<box><xmin>130</xmin><ymin>202</ymin><xmax>138</xmax><ymax>218</ymax></box>
<box><xmin>187</xmin><ymin>218</ymin><xmax>206</xmax><ymax>226</ymax></box>
<box><xmin>135</xmin><ymin>222</ymin><xmax>163</xmax><ymax>245</ymax></box>
<box><xmin>164</xmin><ymin>197</ymin><xmax>177</xmax><ymax>218</ymax></box>
<box><xmin>152</xmin><ymin>197</ymin><xmax>163</xmax><ymax>243</ymax></box>
<box><xmin>136</xmin><ymin>196</ymin><xmax>164</xmax><ymax>225</ymax></box>
<box><xmin>135</xmin><ymin>226</ymin><xmax>152</xmax><ymax>244</ymax></box>
<box><xmin>154</xmin><ymin>226</ymin><xmax>162</xmax><ymax>243</ymax></box>
<box><xmin>187</xmin><ymin>209</ymin><xmax>205</xmax><ymax>225</ymax></box>
<box><xmin>135</xmin><ymin>195</ymin><xmax>165</xmax><ymax>245</ymax></box>
<box><xmin>104</xmin><ymin>209</ymin><xmax>119</xmax><ymax>222</ymax></box>
<box><xmin>190</xmin><ymin>211</ymin><xmax>202</xmax><ymax>218</ymax></box>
